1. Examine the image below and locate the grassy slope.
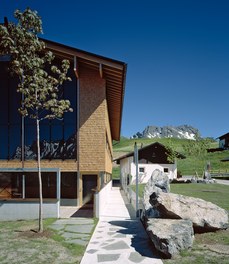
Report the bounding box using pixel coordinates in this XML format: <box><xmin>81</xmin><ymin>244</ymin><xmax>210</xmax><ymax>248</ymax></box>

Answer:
<box><xmin>113</xmin><ymin>137</ymin><xmax>229</xmax><ymax>176</ymax></box>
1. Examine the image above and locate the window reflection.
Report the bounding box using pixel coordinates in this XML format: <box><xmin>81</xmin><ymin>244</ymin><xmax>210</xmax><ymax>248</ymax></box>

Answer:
<box><xmin>0</xmin><ymin>61</ymin><xmax>77</xmax><ymax>160</ymax></box>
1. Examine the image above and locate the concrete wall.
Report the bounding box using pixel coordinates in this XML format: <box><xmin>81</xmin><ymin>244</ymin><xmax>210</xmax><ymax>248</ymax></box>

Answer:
<box><xmin>94</xmin><ymin>180</ymin><xmax>112</xmax><ymax>218</ymax></box>
<box><xmin>0</xmin><ymin>200</ymin><xmax>59</xmax><ymax>221</ymax></box>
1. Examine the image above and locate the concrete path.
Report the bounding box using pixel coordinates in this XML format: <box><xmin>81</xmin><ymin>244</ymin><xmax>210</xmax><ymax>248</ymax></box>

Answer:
<box><xmin>80</xmin><ymin>187</ymin><xmax>163</xmax><ymax>264</ymax></box>
<box><xmin>215</xmin><ymin>179</ymin><xmax>229</xmax><ymax>185</ymax></box>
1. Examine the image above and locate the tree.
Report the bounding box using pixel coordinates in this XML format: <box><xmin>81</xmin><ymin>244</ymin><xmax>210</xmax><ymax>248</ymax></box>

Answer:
<box><xmin>0</xmin><ymin>8</ymin><xmax>72</xmax><ymax>232</ymax></box>
<box><xmin>165</xmin><ymin>139</ymin><xmax>178</xmax><ymax>163</ymax></box>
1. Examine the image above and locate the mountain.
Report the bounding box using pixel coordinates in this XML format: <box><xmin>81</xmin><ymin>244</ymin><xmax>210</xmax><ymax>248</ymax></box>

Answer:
<box><xmin>13</xmin><ymin>134</ymin><xmax>76</xmax><ymax>159</ymax></box>
<box><xmin>132</xmin><ymin>125</ymin><xmax>200</xmax><ymax>140</ymax></box>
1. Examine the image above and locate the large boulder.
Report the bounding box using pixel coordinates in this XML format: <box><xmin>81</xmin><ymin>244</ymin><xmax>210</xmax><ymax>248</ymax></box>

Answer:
<box><xmin>149</xmin><ymin>191</ymin><xmax>229</xmax><ymax>232</ymax></box>
<box><xmin>146</xmin><ymin>219</ymin><xmax>194</xmax><ymax>258</ymax></box>
<box><xmin>143</xmin><ymin>169</ymin><xmax>170</xmax><ymax>217</ymax></box>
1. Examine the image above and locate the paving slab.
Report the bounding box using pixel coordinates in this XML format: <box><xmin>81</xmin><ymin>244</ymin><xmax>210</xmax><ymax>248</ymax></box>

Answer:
<box><xmin>80</xmin><ymin>187</ymin><xmax>163</xmax><ymax>264</ymax></box>
<box><xmin>65</xmin><ymin>224</ymin><xmax>94</xmax><ymax>233</ymax></box>
<box><xmin>49</xmin><ymin>218</ymin><xmax>94</xmax><ymax>248</ymax></box>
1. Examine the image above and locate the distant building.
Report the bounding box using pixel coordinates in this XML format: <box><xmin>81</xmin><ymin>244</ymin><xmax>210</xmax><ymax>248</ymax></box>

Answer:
<box><xmin>218</xmin><ymin>133</ymin><xmax>229</xmax><ymax>150</ymax></box>
<box><xmin>114</xmin><ymin>142</ymin><xmax>185</xmax><ymax>188</ymax></box>
<box><xmin>207</xmin><ymin>132</ymin><xmax>229</xmax><ymax>152</ymax></box>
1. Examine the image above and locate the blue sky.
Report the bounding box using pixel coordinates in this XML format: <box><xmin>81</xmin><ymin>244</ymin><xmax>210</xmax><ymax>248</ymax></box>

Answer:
<box><xmin>1</xmin><ymin>0</ymin><xmax>229</xmax><ymax>139</ymax></box>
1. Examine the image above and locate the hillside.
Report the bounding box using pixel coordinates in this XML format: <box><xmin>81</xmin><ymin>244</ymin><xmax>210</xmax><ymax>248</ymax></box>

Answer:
<box><xmin>113</xmin><ymin>137</ymin><xmax>229</xmax><ymax>176</ymax></box>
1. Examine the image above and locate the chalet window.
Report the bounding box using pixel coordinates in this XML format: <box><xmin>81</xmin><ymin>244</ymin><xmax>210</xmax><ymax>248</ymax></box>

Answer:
<box><xmin>164</xmin><ymin>168</ymin><xmax>169</xmax><ymax>173</ymax></box>
<box><xmin>139</xmin><ymin>167</ymin><xmax>145</xmax><ymax>173</ymax></box>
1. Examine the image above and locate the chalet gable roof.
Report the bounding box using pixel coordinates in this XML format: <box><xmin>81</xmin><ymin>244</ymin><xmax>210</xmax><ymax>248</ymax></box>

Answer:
<box><xmin>218</xmin><ymin>133</ymin><xmax>229</xmax><ymax>140</ymax></box>
<box><xmin>114</xmin><ymin>142</ymin><xmax>185</xmax><ymax>164</ymax></box>
<box><xmin>43</xmin><ymin>38</ymin><xmax>127</xmax><ymax>141</ymax></box>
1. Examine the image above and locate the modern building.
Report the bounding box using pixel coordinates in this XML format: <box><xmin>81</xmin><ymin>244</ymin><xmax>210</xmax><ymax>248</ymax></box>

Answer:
<box><xmin>0</xmin><ymin>38</ymin><xmax>127</xmax><ymax>220</ymax></box>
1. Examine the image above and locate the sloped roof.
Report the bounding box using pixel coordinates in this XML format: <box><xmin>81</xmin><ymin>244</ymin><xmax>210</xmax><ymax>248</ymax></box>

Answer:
<box><xmin>43</xmin><ymin>39</ymin><xmax>127</xmax><ymax>141</ymax></box>
<box><xmin>114</xmin><ymin>142</ymin><xmax>186</xmax><ymax>164</ymax></box>
<box><xmin>218</xmin><ymin>132</ymin><xmax>229</xmax><ymax>140</ymax></box>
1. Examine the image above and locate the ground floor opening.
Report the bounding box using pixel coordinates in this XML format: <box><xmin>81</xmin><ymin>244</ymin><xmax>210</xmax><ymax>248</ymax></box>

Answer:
<box><xmin>0</xmin><ymin>169</ymin><xmax>112</xmax><ymax>220</ymax></box>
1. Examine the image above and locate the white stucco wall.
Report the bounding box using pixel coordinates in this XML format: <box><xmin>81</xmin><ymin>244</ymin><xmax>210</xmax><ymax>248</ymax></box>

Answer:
<box><xmin>94</xmin><ymin>180</ymin><xmax>112</xmax><ymax>217</ymax></box>
<box><xmin>219</xmin><ymin>139</ymin><xmax>225</xmax><ymax>149</ymax></box>
<box><xmin>120</xmin><ymin>156</ymin><xmax>177</xmax><ymax>186</ymax></box>
<box><xmin>131</xmin><ymin>163</ymin><xmax>177</xmax><ymax>184</ymax></box>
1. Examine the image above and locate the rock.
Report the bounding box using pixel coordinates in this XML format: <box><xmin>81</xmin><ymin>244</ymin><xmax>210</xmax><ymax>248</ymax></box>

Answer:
<box><xmin>143</xmin><ymin>170</ymin><xmax>170</xmax><ymax>217</ymax></box>
<box><xmin>149</xmin><ymin>192</ymin><xmax>229</xmax><ymax>232</ymax></box>
<box><xmin>146</xmin><ymin>219</ymin><xmax>194</xmax><ymax>258</ymax></box>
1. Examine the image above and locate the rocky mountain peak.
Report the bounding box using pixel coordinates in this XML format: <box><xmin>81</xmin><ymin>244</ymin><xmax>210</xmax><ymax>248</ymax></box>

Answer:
<box><xmin>132</xmin><ymin>125</ymin><xmax>200</xmax><ymax>140</ymax></box>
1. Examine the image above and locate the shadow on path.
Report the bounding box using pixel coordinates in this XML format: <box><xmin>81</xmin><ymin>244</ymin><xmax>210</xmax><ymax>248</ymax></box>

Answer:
<box><xmin>70</xmin><ymin>202</ymin><xmax>93</xmax><ymax>218</ymax></box>
<box><xmin>108</xmin><ymin>219</ymin><xmax>161</xmax><ymax>259</ymax></box>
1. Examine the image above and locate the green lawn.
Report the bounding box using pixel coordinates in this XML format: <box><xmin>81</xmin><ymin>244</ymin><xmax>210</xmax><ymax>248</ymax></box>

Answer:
<box><xmin>170</xmin><ymin>183</ymin><xmax>229</xmax><ymax>211</ymax></box>
<box><xmin>0</xmin><ymin>218</ymin><xmax>98</xmax><ymax>264</ymax></box>
<box><xmin>132</xmin><ymin>183</ymin><xmax>229</xmax><ymax>211</ymax></box>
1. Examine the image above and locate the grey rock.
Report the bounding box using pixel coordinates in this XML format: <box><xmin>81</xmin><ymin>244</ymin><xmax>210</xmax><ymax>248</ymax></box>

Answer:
<box><xmin>146</xmin><ymin>219</ymin><xmax>194</xmax><ymax>258</ymax></box>
<box><xmin>149</xmin><ymin>191</ymin><xmax>229</xmax><ymax>231</ymax></box>
<box><xmin>143</xmin><ymin>169</ymin><xmax>170</xmax><ymax>217</ymax></box>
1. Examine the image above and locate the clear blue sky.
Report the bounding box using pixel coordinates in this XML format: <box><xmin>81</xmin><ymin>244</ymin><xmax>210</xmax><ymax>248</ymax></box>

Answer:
<box><xmin>1</xmin><ymin>0</ymin><xmax>229</xmax><ymax>139</ymax></box>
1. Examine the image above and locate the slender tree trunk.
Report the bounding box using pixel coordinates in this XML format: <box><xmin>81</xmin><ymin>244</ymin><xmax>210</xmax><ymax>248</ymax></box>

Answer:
<box><xmin>37</xmin><ymin>119</ymin><xmax>43</xmax><ymax>233</ymax></box>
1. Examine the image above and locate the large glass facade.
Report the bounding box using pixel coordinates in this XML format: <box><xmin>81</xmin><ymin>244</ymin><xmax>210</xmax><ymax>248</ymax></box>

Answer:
<box><xmin>0</xmin><ymin>60</ymin><xmax>77</xmax><ymax>160</ymax></box>
<box><xmin>0</xmin><ymin>172</ymin><xmax>57</xmax><ymax>199</ymax></box>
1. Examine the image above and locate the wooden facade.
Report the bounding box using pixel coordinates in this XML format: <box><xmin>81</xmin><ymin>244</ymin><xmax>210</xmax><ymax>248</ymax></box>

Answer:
<box><xmin>0</xmin><ymin>39</ymin><xmax>127</xmax><ymax>208</ymax></box>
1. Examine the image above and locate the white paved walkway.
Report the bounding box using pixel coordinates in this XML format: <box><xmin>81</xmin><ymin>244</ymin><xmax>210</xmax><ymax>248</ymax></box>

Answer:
<box><xmin>80</xmin><ymin>187</ymin><xmax>163</xmax><ymax>264</ymax></box>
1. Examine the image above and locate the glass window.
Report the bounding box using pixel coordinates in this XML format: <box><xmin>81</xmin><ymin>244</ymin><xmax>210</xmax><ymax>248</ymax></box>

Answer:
<box><xmin>9</xmin><ymin>125</ymin><xmax>21</xmax><ymax>160</ymax></box>
<box><xmin>0</xmin><ymin>125</ymin><xmax>8</xmax><ymax>159</ymax></box>
<box><xmin>61</xmin><ymin>172</ymin><xmax>77</xmax><ymax>198</ymax></box>
<box><xmin>9</xmin><ymin>77</ymin><xmax>21</xmax><ymax>125</ymax></box>
<box><xmin>25</xmin><ymin>172</ymin><xmax>57</xmax><ymax>198</ymax></box>
<box><xmin>25</xmin><ymin>172</ymin><xmax>39</xmax><ymax>198</ymax></box>
<box><xmin>41</xmin><ymin>172</ymin><xmax>57</xmax><ymax>198</ymax></box>
<box><xmin>0</xmin><ymin>59</ymin><xmax>77</xmax><ymax>161</ymax></box>
<box><xmin>0</xmin><ymin>172</ymin><xmax>22</xmax><ymax>199</ymax></box>
<box><xmin>0</xmin><ymin>62</ymin><xmax>9</xmax><ymax>125</ymax></box>
<box><xmin>50</xmin><ymin>124</ymin><xmax>63</xmax><ymax>159</ymax></box>
<box><xmin>24</xmin><ymin>123</ymin><xmax>36</xmax><ymax>160</ymax></box>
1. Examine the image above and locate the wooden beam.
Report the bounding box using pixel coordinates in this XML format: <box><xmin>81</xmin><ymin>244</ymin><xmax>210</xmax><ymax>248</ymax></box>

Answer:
<box><xmin>99</xmin><ymin>63</ymin><xmax>103</xmax><ymax>78</ymax></box>
<box><xmin>74</xmin><ymin>56</ymin><xmax>79</xmax><ymax>78</ymax></box>
<box><xmin>46</xmin><ymin>41</ymin><xmax>124</xmax><ymax>70</ymax></box>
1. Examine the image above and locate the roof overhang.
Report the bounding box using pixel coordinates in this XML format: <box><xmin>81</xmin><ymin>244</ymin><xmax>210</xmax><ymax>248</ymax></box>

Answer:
<box><xmin>43</xmin><ymin>38</ymin><xmax>127</xmax><ymax>141</ymax></box>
